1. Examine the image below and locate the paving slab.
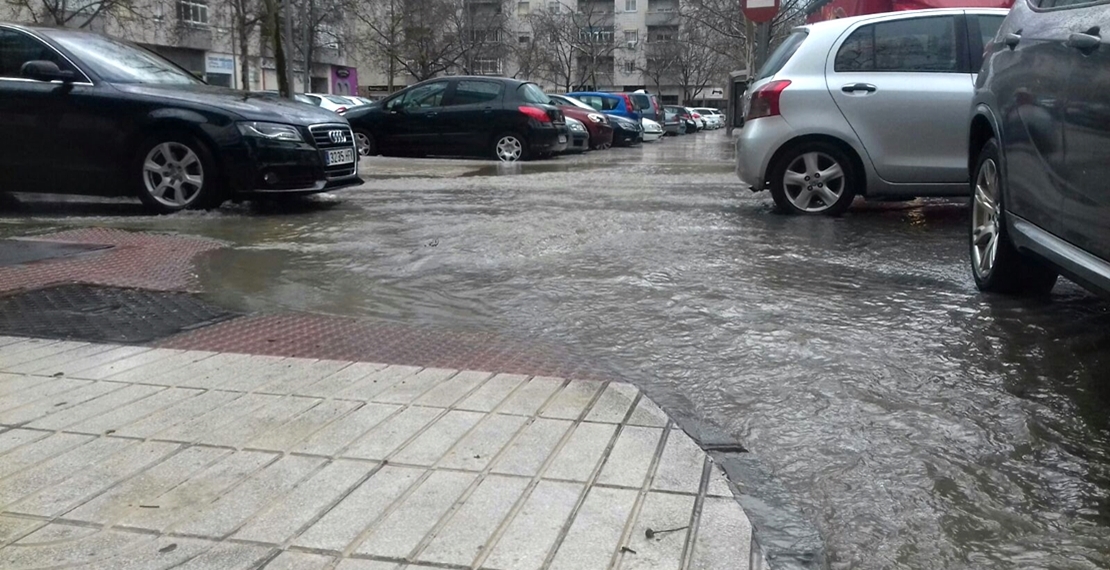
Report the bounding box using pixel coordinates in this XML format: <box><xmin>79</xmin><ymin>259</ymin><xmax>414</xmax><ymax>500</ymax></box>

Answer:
<box><xmin>0</xmin><ymin>340</ymin><xmax>754</xmax><ymax>570</ymax></box>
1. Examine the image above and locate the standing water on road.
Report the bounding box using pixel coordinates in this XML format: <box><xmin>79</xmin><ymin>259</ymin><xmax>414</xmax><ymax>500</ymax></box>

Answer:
<box><xmin>2</xmin><ymin>133</ymin><xmax>1108</xmax><ymax>568</ymax></box>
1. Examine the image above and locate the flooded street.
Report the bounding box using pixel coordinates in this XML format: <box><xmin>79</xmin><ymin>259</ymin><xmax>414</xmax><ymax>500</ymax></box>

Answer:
<box><xmin>2</xmin><ymin>133</ymin><xmax>1109</xmax><ymax>569</ymax></box>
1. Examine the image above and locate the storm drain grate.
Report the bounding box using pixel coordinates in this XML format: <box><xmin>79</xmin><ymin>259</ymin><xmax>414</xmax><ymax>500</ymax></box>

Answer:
<box><xmin>0</xmin><ymin>240</ymin><xmax>111</xmax><ymax>267</ymax></box>
<box><xmin>0</xmin><ymin>284</ymin><xmax>237</xmax><ymax>344</ymax></box>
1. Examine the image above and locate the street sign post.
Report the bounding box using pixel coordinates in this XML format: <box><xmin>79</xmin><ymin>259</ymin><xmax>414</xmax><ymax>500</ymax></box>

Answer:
<box><xmin>742</xmin><ymin>0</ymin><xmax>779</xmax><ymax>23</ymax></box>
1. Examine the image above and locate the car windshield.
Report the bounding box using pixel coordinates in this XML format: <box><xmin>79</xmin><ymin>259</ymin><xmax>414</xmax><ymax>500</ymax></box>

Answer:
<box><xmin>756</xmin><ymin>29</ymin><xmax>808</xmax><ymax>81</ymax></box>
<box><xmin>45</xmin><ymin>31</ymin><xmax>202</xmax><ymax>85</ymax></box>
<box><xmin>325</xmin><ymin>95</ymin><xmax>353</xmax><ymax>105</ymax></box>
<box><xmin>518</xmin><ymin>83</ymin><xmax>550</xmax><ymax>104</ymax></box>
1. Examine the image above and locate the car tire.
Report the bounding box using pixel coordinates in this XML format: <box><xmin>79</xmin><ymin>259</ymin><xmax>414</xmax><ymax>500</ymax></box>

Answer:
<box><xmin>969</xmin><ymin>139</ymin><xmax>1058</xmax><ymax>295</ymax></box>
<box><xmin>768</xmin><ymin>141</ymin><xmax>857</xmax><ymax>216</ymax></box>
<box><xmin>134</xmin><ymin>132</ymin><xmax>224</xmax><ymax>214</ymax></box>
<box><xmin>492</xmin><ymin>132</ymin><xmax>528</xmax><ymax>162</ymax></box>
<box><xmin>354</xmin><ymin>129</ymin><xmax>376</xmax><ymax>157</ymax></box>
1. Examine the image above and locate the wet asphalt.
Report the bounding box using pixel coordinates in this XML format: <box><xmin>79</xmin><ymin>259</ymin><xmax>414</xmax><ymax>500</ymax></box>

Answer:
<box><xmin>1</xmin><ymin>132</ymin><xmax>1108</xmax><ymax>569</ymax></box>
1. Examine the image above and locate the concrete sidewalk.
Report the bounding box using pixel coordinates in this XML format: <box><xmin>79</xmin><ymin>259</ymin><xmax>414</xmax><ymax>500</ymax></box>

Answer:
<box><xmin>0</xmin><ymin>336</ymin><xmax>753</xmax><ymax>570</ymax></box>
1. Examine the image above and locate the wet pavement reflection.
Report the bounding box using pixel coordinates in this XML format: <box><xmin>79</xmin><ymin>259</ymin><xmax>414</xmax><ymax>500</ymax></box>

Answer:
<box><xmin>2</xmin><ymin>132</ymin><xmax>1108</xmax><ymax>569</ymax></box>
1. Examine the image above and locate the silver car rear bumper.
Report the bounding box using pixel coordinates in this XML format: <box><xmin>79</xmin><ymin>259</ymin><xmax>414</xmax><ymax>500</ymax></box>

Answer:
<box><xmin>735</xmin><ymin>115</ymin><xmax>794</xmax><ymax>191</ymax></box>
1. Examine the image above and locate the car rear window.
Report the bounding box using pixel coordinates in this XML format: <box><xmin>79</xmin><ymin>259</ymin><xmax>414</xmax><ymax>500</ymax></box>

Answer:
<box><xmin>517</xmin><ymin>83</ymin><xmax>550</xmax><ymax>104</ymax></box>
<box><xmin>756</xmin><ymin>30</ymin><xmax>807</xmax><ymax>81</ymax></box>
<box><xmin>579</xmin><ymin>95</ymin><xmax>620</xmax><ymax>111</ymax></box>
<box><xmin>630</xmin><ymin>93</ymin><xmax>651</xmax><ymax>110</ymax></box>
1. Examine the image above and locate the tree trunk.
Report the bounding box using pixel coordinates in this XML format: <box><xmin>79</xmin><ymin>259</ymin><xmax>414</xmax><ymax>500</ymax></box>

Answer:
<box><xmin>301</xmin><ymin>0</ymin><xmax>312</xmax><ymax>93</ymax></box>
<box><xmin>238</xmin><ymin>15</ymin><xmax>252</xmax><ymax>91</ymax></box>
<box><xmin>282</xmin><ymin>0</ymin><xmax>295</xmax><ymax>96</ymax></box>
<box><xmin>270</xmin><ymin>0</ymin><xmax>290</xmax><ymax>97</ymax></box>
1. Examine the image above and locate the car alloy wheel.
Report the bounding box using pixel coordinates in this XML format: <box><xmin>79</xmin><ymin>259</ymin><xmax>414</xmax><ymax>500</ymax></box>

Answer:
<box><xmin>142</xmin><ymin>142</ymin><xmax>204</xmax><ymax>209</ymax></box>
<box><xmin>971</xmin><ymin>157</ymin><xmax>1001</xmax><ymax>278</ymax></box>
<box><xmin>355</xmin><ymin>132</ymin><xmax>372</xmax><ymax>156</ymax></box>
<box><xmin>782</xmin><ymin>151</ymin><xmax>846</xmax><ymax>213</ymax></box>
<box><xmin>496</xmin><ymin>135</ymin><xmax>524</xmax><ymax>162</ymax></box>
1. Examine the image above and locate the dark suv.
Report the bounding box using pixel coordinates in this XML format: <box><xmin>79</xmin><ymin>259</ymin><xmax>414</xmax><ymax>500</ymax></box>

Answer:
<box><xmin>345</xmin><ymin>77</ymin><xmax>568</xmax><ymax>162</ymax></box>
<box><xmin>0</xmin><ymin>24</ymin><xmax>362</xmax><ymax>214</ymax></box>
<box><xmin>969</xmin><ymin>0</ymin><xmax>1110</xmax><ymax>297</ymax></box>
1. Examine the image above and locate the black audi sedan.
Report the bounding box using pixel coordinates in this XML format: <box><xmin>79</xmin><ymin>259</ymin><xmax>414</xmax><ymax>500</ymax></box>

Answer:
<box><xmin>0</xmin><ymin>24</ymin><xmax>361</xmax><ymax>213</ymax></box>
<box><xmin>345</xmin><ymin>76</ymin><xmax>569</xmax><ymax>162</ymax></box>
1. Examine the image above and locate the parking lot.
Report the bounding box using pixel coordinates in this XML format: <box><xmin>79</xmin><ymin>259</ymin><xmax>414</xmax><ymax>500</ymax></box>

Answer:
<box><xmin>1</xmin><ymin>130</ymin><xmax>1108</xmax><ymax>569</ymax></box>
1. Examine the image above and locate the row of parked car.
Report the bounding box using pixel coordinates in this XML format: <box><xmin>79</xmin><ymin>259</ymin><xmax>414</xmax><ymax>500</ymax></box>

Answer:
<box><xmin>342</xmin><ymin>81</ymin><xmax>723</xmax><ymax>162</ymax></box>
<box><xmin>734</xmin><ymin>2</ymin><xmax>1110</xmax><ymax>298</ymax></box>
<box><xmin>0</xmin><ymin>21</ymin><xmax>722</xmax><ymax>217</ymax></box>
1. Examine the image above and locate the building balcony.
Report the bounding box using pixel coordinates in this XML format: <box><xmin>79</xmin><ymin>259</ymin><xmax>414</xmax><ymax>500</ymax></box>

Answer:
<box><xmin>645</xmin><ymin>10</ymin><xmax>679</xmax><ymax>26</ymax></box>
<box><xmin>174</xmin><ymin>23</ymin><xmax>213</xmax><ymax>51</ymax></box>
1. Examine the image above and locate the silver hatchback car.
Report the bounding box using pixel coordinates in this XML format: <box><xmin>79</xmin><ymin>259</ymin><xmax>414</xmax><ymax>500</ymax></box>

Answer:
<box><xmin>735</xmin><ymin>8</ymin><xmax>1008</xmax><ymax>215</ymax></box>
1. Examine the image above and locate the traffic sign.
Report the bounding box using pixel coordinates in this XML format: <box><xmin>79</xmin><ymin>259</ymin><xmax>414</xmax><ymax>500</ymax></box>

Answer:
<box><xmin>743</xmin><ymin>0</ymin><xmax>779</xmax><ymax>23</ymax></box>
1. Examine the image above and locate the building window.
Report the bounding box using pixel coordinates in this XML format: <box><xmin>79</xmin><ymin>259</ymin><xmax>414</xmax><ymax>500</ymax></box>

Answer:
<box><xmin>625</xmin><ymin>0</ymin><xmax>636</xmax><ymax>11</ymax></box>
<box><xmin>623</xmin><ymin>60</ymin><xmax>635</xmax><ymax>73</ymax></box>
<box><xmin>579</xmin><ymin>27</ymin><xmax>614</xmax><ymax>43</ymax></box>
<box><xmin>177</xmin><ymin>0</ymin><xmax>208</xmax><ymax>26</ymax></box>
<box><xmin>624</xmin><ymin>30</ymin><xmax>638</xmax><ymax>44</ymax></box>
<box><xmin>474</xmin><ymin>58</ymin><xmax>503</xmax><ymax>75</ymax></box>
<box><xmin>547</xmin><ymin>1</ymin><xmax>560</xmax><ymax>12</ymax></box>
<box><xmin>651</xmin><ymin>32</ymin><xmax>673</xmax><ymax>42</ymax></box>
<box><xmin>518</xmin><ymin>1</ymin><xmax>529</xmax><ymax>15</ymax></box>
<box><xmin>519</xmin><ymin>34</ymin><xmax>531</xmax><ymax>43</ymax></box>
<box><xmin>470</xmin><ymin>29</ymin><xmax>504</xmax><ymax>43</ymax></box>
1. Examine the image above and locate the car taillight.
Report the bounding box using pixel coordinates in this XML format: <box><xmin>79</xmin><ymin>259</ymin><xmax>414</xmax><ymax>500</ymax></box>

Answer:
<box><xmin>336</xmin><ymin>107</ymin><xmax>348</xmax><ymax>114</ymax></box>
<box><xmin>746</xmin><ymin>80</ymin><xmax>791</xmax><ymax>121</ymax></box>
<box><xmin>518</xmin><ymin>105</ymin><xmax>551</xmax><ymax>123</ymax></box>
<box><xmin>692</xmin><ymin>113</ymin><xmax>701</xmax><ymax>119</ymax></box>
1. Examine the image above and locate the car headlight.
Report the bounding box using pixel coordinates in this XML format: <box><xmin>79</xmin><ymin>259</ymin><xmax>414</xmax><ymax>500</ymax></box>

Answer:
<box><xmin>587</xmin><ymin>113</ymin><xmax>605</xmax><ymax>123</ymax></box>
<box><xmin>567</xmin><ymin>120</ymin><xmax>585</xmax><ymax>132</ymax></box>
<box><xmin>237</xmin><ymin>122</ymin><xmax>303</xmax><ymax>142</ymax></box>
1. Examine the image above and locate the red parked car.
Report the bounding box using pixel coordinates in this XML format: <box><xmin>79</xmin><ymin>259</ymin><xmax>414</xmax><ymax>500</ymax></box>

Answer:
<box><xmin>547</xmin><ymin>94</ymin><xmax>615</xmax><ymax>150</ymax></box>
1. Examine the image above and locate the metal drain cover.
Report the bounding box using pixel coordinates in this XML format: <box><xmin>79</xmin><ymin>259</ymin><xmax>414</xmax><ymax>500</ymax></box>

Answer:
<box><xmin>0</xmin><ymin>240</ymin><xmax>111</xmax><ymax>267</ymax></box>
<box><xmin>0</xmin><ymin>284</ymin><xmax>236</xmax><ymax>344</ymax></box>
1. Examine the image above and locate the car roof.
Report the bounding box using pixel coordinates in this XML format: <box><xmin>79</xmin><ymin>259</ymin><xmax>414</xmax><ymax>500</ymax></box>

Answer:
<box><xmin>567</xmin><ymin>91</ymin><xmax>619</xmax><ymax>98</ymax></box>
<box><xmin>801</xmin><ymin>7</ymin><xmax>1010</xmax><ymax>34</ymax></box>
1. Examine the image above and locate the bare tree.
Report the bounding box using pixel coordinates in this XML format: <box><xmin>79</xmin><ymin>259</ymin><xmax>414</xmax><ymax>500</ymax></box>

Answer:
<box><xmin>670</xmin><ymin>21</ymin><xmax>726</xmax><ymax>103</ymax></box>
<box><xmin>683</xmin><ymin>0</ymin><xmax>811</xmax><ymax>72</ymax></box>
<box><xmin>352</xmin><ymin>0</ymin><xmax>405</xmax><ymax>91</ymax></box>
<box><xmin>3</xmin><ymin>0</ymin><xmax>137</xmax><ymax>28</ymax></box>
<box><xmin>527</xmin><ymin>0</ymin><xmax>619</xmax><ymax>91</ymax></box>
<box><xmin>228</xmin><ymin>0</ymin><xmax>264</xmax><ymax>90</ymax></box>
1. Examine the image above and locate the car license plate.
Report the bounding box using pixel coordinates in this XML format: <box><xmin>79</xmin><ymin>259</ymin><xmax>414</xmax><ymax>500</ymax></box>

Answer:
<box><xmin>558</xmin><ymin>135</ymin><xmax>567</xmax><ymax>144</ymax></box>
<box><xmin>326</xmin><ymin>148</ymin><xmax>354</xmax><ymax>166</ymax></box>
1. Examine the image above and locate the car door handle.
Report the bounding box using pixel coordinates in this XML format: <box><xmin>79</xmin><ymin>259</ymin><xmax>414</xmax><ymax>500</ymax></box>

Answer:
<box><xmin>841</xmin><ymin>83</ymin><xmax>877</xmax><ymax>93</ymax></box>
<box><xmin>1067</xmin><ymin>29</ymin><xmax>1101</xmax><ymax>52</ymax></box>
<box><xmin>1004</xmin><ymin>32</ymin><xmax>1021</xmax><ymax>49</ymax></box>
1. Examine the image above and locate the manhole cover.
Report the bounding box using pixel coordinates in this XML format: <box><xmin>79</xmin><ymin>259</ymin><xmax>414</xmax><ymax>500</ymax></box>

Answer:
<box><xmin>0</xmin><ymin>284</ymin><xmax>236</xmax><ymax>344</ymax></box>
<box><xmin>0</xmin><ymin>240</ymin><xmax>111</xmax><ymax>267</ymax></box>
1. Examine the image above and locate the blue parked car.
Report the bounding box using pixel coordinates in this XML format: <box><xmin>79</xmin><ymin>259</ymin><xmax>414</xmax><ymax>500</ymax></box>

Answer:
<box><xmin>565</xmin><ymin>92</ymin><xmax>642</xmax><ymax>122</ymax></box>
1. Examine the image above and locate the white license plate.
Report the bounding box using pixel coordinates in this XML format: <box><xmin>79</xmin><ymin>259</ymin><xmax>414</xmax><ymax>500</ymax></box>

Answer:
<box><xmin>326</xmin><ymin>148</ymin><xmax>354</xmax><ymax>165</ymax></box>
<box><xmin>558</xmin><ymin>136</ymin><xmax>567</xmax><ymax>144</ymax></box>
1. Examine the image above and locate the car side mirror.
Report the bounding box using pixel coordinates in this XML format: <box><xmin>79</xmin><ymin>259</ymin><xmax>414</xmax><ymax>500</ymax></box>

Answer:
<box><xmin>21</xmin><ymin>60</ymin><xmax>75</xmax><ymax>83</ymax></box>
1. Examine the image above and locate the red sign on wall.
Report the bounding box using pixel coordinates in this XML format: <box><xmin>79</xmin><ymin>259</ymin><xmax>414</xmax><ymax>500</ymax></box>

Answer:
<box><xmin>743</xmin><ymin>0</ymin><xmax>780</xmax><ymax>23</ymax></box>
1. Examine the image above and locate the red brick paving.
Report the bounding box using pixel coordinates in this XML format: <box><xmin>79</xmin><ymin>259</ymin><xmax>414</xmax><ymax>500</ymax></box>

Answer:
<box><xmin>0</xmin><ymin>228</ymin><xmax>222</xmax><ymax>293</ymax></box>
<box><xmin>1</xmin><ymin>228</ymin><xmax>603</xmax><ymax>378</ymax></box>
<box><xmin>157</xmin><ymin>313</ymin><xmax>605</xmax><ymax>379</ymax></box>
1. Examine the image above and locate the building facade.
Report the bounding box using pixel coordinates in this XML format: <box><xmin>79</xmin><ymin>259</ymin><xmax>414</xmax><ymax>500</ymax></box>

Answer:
<box><xmin>1</xmin><ymin>0</ymin><xmax>358</xmax><ymax>95</ymax></box>
<box><xmin>355</xmin><ymin>0</ymin><xmax>730</xmax><ymax>106</ymax></box>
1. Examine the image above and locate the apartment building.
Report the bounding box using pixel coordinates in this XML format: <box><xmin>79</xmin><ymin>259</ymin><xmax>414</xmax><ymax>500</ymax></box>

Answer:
<box><xmin>1</xmin><ymin>0</ymin><xmax>359</xmax><ymax>96</ymax></box>
<box><xmin>356</xmin><ymin>0</ymin><xmax>728</xmax><ymax>106</ymax></box>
